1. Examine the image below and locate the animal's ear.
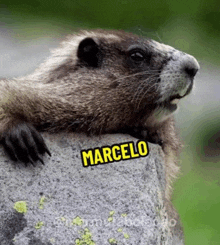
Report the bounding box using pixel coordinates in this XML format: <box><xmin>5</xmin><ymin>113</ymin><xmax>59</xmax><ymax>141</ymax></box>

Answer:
<box><xmin>77</xmin><ymin>37</ymin><xmax>102</xmax><ymax>67</ymax></box>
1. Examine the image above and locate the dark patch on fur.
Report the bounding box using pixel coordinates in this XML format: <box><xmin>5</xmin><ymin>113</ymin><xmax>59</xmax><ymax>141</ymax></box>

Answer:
<box><xmin>109</xmin><ymin>81</ymin><xmax>119</xmax><ymax>88</ymax></box>
<box><xmin>0</xmin><ymin>211</ymin><xmax>27</xmax><ymax>245</ymax></box>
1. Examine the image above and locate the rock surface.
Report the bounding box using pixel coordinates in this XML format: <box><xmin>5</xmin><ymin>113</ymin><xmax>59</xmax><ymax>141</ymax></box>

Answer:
<box><xmin>0</xmin><ymin>132</ymin><xmax>183</xmax><ymax>245</ymax></box>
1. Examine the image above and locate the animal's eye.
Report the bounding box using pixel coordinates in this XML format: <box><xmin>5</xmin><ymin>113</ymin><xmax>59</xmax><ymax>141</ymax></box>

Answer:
<box><xmin>130</xmin><ymin>50</ymin><xmax>145</xmax><ymax>62</ymax></box>
<box><xmin>130</xmin><ymin>51</ymin><xmax>144</xmax><ymax>62</ymax></box>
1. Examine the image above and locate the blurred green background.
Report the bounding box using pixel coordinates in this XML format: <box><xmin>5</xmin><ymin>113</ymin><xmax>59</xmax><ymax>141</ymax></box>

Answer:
<box><xmin>1</xmin><ymin>0</ymin><xmax>220</xmax><ymax>244</ymax></box>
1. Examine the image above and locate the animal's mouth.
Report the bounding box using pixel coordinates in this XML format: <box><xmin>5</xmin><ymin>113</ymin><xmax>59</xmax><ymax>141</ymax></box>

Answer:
<box><xmin>169</xmin><ymin>94</ymin><xmax>182</xmax><ymax>104</ymax></box>
<box><xmin>164</xmin><ymin>81</ymin><xmax>194</xmax><ymax>112</ymax></box>
<box><xmin>165</xmin><ymin>95</ymin><xmax>183</xmax><ymax>112</ymax></box>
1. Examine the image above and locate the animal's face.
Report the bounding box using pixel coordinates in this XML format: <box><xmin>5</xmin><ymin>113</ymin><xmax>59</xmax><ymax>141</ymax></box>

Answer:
<box><xmin>46</xmin><ymin>31</ymin><xmax>199</xmax><ymax>127</ymax></box>
<box><xmin>64</xmin><ymin>30</ymin><xmax>199</xmax><ymax>124</ymax></box>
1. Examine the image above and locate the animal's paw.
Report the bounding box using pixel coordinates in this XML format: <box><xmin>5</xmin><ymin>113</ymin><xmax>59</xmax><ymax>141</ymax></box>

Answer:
<box><xmin>1</xmin><ymin>121</ymin><xmax>51</xmax><ymax>166</ymax></box>
<box><xmin>127</xmin><ymin>126</ymin><xmax>163</xmax><ymax>146</ymax></box>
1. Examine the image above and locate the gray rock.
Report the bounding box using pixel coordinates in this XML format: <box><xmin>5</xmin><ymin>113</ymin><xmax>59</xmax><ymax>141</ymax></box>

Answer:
<box><xmin>0</xmin><ymin>132</ymin><xmax>184</xmax><ymax>245</ymax></box>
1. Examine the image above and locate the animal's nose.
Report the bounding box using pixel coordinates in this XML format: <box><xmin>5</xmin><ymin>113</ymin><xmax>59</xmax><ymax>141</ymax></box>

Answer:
<box><xmin>182</xmin><ymin>54</ymin><xmax>200</xmax><ymax>78</ymax></box>
<box><xmin>185</xmin><ymin>66</ymin><xmax>199</xmax><ymax>78</ymax></box>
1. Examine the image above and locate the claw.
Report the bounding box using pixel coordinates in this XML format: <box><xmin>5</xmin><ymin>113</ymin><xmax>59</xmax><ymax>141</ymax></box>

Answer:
<box><xmin>38</xmin><ymin>156</ymin><xmax>45</xmax><ymax>165</ymax></box>
<box><xmin>44</xmin><ymin>145</ymin><xmax>51</xmax><ymax>157</ymax></box>
<box><xmin>28</xmin><ymin>157</ymin><xmax>36</xmax><ymax>167</ymax></box>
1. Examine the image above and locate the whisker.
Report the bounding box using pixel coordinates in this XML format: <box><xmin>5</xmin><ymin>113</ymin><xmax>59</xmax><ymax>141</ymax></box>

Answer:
<box><xmin>131</xmin><ymin>74</ymin><xmax>159</xmax><ymax>103</ymax></box>
<box><xmin>136</xmin><ymin>81</ymin><xmax>159</xmax><ymax>110</ymax></box>
<box><xmin>111</xmin><ymin>70</ymin><xmax>161</xmax><ymax>83</ymax></box>
<box><xmin>107</xmin><ymin>68</ymin><xmax>176</xmax><ymax>85</ymax></box>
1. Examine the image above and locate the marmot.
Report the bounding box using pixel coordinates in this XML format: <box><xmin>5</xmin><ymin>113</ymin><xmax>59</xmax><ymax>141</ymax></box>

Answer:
<box><xmin>0</xmin><ymin>29</ymin><xmax>199</xmax><ymax>196</ymax></box>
